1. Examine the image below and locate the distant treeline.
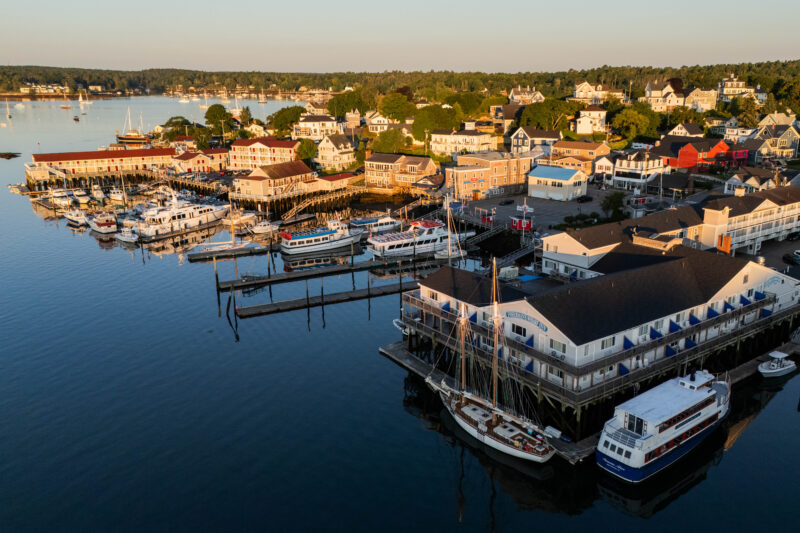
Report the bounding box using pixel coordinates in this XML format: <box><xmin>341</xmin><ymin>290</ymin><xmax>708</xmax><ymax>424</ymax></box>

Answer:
<box><xmin>2</xmin><ymin>61</ymin><xmax>800</xmax><ymax>103</ymax></box>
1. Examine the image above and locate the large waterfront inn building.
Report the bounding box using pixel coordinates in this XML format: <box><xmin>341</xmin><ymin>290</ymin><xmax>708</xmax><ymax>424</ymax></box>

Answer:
<box><xmin>406</xmin><ymin>251</ymin><xmax>798</xmax><ymax>394</ymax></box>
<box><xmin>541</xmin><ymin>186</ymin><xmax>800</xmax><ymax>277</ymax></box>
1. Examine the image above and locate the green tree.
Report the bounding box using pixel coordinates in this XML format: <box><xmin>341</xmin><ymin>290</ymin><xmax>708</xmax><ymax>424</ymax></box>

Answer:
<box><xmin>240</xmin><ymin>106</ymin><xmax>252</xmax><ymax>126</ymax></box>
<box><xmin>664</xmin><ymin>106</ymin><xmax>706</xmax><ymax>129</ymax></box>
<box><xmin>601</xmin><ymin>191</ymin><xmax>626</xmax><ymax>218</ymax></box>
<box><xmin>297</xmin><ymin>139</ymin><xmax>318</xmax><ymax>161</ymax></box>
<box><xmin>603</xmin><ymin>96</ymin><xmax>625</xmax><ymax>122</ymax></box>
<box><xmin>612</xmin><ymin>108</ymin><xmax>650</xmax><ymax>139</ymax></box>
<box><xmin>411</xmin><ymin>105</ymin><xmax>460</xmax><ymax>142</ymax></box>
<box><xmin>327</xmin><ymin>89</ymin><xmax>367</xmax><ymax>118</ymax></box>
<box><xmin>478</xmin><ymin>95</ymin><xmax>508</xmax><ymax>115</ymax></box>
<box><xmin>379</xmin><ymin>92</ymin><xmax>416</xmax><ymax>122</ymax></box>
<box><xmin>204</xmin><ymin>104</ymin><xmax>234</xmax><ymax>136</ymax></box>
<box><xmin>730</xmin><ymin>96</ymin><xmax>760</xmax><ymax>128</ymax></box>
<box><xmin>371</xmin><ymin>129</ymin><xmax>407</xmax><ymax>153</ymax></box>
<box><xmin>444</xmin><ymin>92</ymin><xmax>483</xmax><ymax>115</ymax></box>
<box><xmin>267</xmin><ymin>105</ymin><xmax>305</xmax><ymax>134</ymax></box>
<box><xmin>518</xmin><ymin>100</ymin><xmax>582</xmax><ymax>130</ymax></box>
<box><xmin>762</xmin><ymin>93</ymin><xmax>778</xmax><ymax>114</ymax></box>
<box><xmin>355</xmin><ymin>143</ymin><xmax>367</xmax><ymax>165</ymax></box>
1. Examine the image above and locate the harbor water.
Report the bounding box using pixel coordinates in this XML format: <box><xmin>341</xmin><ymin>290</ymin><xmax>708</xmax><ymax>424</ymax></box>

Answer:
<box><xmin>1</xmin><ymin>97</ymin><xmax>799</xmax><ymax>531</ymax></box>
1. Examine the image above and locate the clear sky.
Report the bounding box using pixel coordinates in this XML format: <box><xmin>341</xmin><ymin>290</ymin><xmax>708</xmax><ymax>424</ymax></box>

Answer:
<box><xmin>3</xmin><ymin>0</ymin><xmax>799</xmax><ymax>72</ymax></box>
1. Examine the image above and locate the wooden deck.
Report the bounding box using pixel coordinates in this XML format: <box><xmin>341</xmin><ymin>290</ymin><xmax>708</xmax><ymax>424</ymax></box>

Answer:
<box><xmin>187</xmin><ymin>244</ymin><xmax>273</xmax><ymax>263</ymax></box>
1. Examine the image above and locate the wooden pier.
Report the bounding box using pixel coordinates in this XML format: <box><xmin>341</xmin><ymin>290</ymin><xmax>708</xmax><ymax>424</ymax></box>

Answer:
<box><xmin>187</xmin><ymin>244</ymin><xmax>273</xmax><ymax>263</ymax></box>
<box><xmin>235</xmin><ymin>280</ymin><xmax>419</xmax><ymax>318</ymax></box>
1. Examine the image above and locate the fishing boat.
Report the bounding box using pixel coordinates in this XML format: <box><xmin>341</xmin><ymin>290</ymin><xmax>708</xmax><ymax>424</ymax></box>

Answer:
<box><xmin>51</xmin><ymin>189</ymin><xmax>72</xmax><ymax>209</ymax></box>
<box><xmin>349</xmin><ymin>214</ymin><xmax>400</xmax><ymax>234</ymax></box>
<box><xmin>137</xmin><ymin>197</ymin><xmax>228</xmax><ymax>241</ymax></box>
<box><xmin>87</xmin><ymin>212</ymin><xmax>118</xmax><ymax>234</ymax></box>
<box><xmin>758</xmin><ymin>351</ymin><xmax>797</xmax><ymax>378</ymax></box>
<box><xmin>73</xmin><ymin>189</ymin><xmax>91</xmax><ymax>204</ymax></box>
<box><xmin>115</xmin><ymin>226</ymin><xmax>140</xmax><ymax>243</ymax></box>
<box><xmin>116</xmin><ymin>108</ymin><xmax>149</xmax><ymax>145</ymax></box>
<box><xmin>426</xmin><ymin>259</ymin><xmax>555</xmax><ymax>464</ymax></box>
<box><xmin>279</xmin><ymin>220</ymin><xmax>363</xmax><ymax>255</ymax></box>
<box><xmin>367</xmin><ymin>220</ymin><xmax>474</xmax><ymax>258</ymax></box>
<box><xmin>251</xmin><ymin>219</ymin><xmax>281</xmax><ymax>235</ymax></box>
<box><xmin>64</xmin><ymin>209</ymin><xmax>88</xmax><ymax>225</ymax></box>
<box><xmin>596</xmin><ymin>369</ymin><xmax>731</xmax><ymax>483</ymax></box>
<box><xmin>91</xmin><ymin>184</ymin><xmax>105</xmax><ymax>200</ymax></box>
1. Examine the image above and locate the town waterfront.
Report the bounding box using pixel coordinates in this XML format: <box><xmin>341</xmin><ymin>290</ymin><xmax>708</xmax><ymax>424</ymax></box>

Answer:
<box><xmin>1</xmin><ymin>98</ymin><xmax>799</xmax><ymax>531</ymax></box>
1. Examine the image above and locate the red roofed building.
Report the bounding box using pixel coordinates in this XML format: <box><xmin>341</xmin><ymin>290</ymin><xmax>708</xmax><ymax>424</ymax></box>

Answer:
<box><xmin>229</xmin><ymin>136</ymin><xmax>299</xmax><ymax>170</ymax></box>
<box><xmin>314</xmin><ymin>172</ymin><xmax>359</xmax><ymax>192</ymax></box>
<box><xmin>651</xmin><ymin>136</ymin><xmax>730</xmax><ymax>171</ymax></box>
<box><xmin>29</xmin><ymin>148</ymin><xmax>176</xmax><ymax>178</ymax></box>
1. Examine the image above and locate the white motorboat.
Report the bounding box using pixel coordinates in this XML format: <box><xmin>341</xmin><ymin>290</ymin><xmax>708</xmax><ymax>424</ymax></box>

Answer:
<box><xmin>596</xmin><ymin>369</ymin><xmax>731</xmax><ymax>483</ymax></box>
<box><xmin>349</xmin><ymin>214</ymin><xmax>400</xmax><ymax>234</ymax></box>
<box><xmin>251</xmin><ymin>220</ymin><xmax>281</xmax><ymax>235</ymax></box>
<box><xmin>91</xmin><ymin>184</ymin><xmax>105</xmax><ymax>200</ymax></box>
<box><xmin>280</xmin><ymin>220</ymin><xmax>363</xmax><ymax>255</ymax></box>
<box><xmin>367</xmin><ymin>220</ymin><xmax>474</xmax><ymax>258</ymax></box>
<box><xmin>108</xmin><ymin>187</ymin><xmax>125</xmax><ymax>202</ymax></box>
<box><xmin>227</xmin><ymin>209</ymin><xmax>258</xmax><ymax>227</ymax></box>
<box><xmin>73</xmin><ymin>189</ymin><xmax>91</xmax><ymax>204</ymax></box>
<box><xmin>434</xmin><ymin>243</ymin><xmax>467</xmax><ymax>260</ymax></box>
<box><xmin>87</xmin><ymin>212</ymin><xmax>118</xmax><ymax>234</ymax></box>
<box><xmin>758</xmin><ymin>351</ymin><xmax>797</xmax><ymax>378</ymax></box>
<box><xmin>115</xmin><ymin>227</ymin><xmax>140</xmax><ymax>243</ymax></box>
<box><xmin>64</xmin><ymin>209</ymin><xmax>88</xmax><ymax>225</ymax></box>
<box><xmin>138</xmin><ymin>198</ymin><xmax>228</xmax><ymax>240</ymax></box>
<box><xmin>50</xmin><ymin>189</ymin><xmax>72</xmax><ymax>209</ymax></box>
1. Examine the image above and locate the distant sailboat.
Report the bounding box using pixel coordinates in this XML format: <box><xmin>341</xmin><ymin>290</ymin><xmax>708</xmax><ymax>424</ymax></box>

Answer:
<box><xmin>5</xmin><ymin>99</ymin><xmax>11</xmax><ymax>119</ymax></box>
<box><xmin>116</xmin><ymin>107</ymin><xmax>149</xmax><ymax>145</ymax></box>
<box><xmin>199</xmin><ymin>93</ymin><xmax>209</xmax><ymax>109</ymax></box>
<box><xmin>59</xmin><ymin>93</ymin><xmax>72</xmax><ymax>109</ymax></box>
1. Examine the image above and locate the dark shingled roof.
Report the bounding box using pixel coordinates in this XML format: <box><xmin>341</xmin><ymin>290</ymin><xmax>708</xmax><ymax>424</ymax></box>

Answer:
<box><xmin>366</xmin><ymin>153</ymin><xmax>403</xmax><ymax>164</ymax></box>
<box><xmin>565</xmin><ymin>205</ymin><xmax>703</xmax><ymax>249</ymax></box>
<box><xmin>418</xmin><ymin>266</ymin><xmax>531</xmax><ymax>307</ymax></box>
<box><xmin>517</xmin><ymin>127</ymin><xmax>561</xmax><ymax>139</ymax></box>
<box><xmin>678</xmin><ymin>122</ymin><xmax>703</xmax><ymax>135</ymax></box>
<box><xmin>651</xmin><ymin>136</ymin><xmax>727</xmax><ymax>159</ymax></box>
<box><xmin>257</xmin><ymin>160</ymin><xmax>313</xmax><ymax>180</ymax></box>
<box><xmin>299</xmin><ymin>114</ymin><xmax>336</xmax><ymax>122</ymax></box>
<box><xmin>324</xmin><ymin>134</ymin><xmax>355</xmax><ymax>150</ymax></box>
<box><xmin>527</xmin><ymin>250</ymin><xmax>749</xmax><ymax>345</ymax></box>
<box><xmin>702</xmin><ymin>186</ymin><xmax>800</xmax><ymax>216</ymax></box>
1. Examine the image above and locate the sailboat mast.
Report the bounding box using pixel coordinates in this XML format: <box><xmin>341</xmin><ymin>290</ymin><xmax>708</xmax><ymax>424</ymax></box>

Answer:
<box><xmin>460</xmin><ymin>309</ymin><xmax>466</xmax><ymax>393</ymax></box>
<box><xmin>492</xmin><ymin>258</ymin><xmax>499</xmax><ymax>409</ymax></box>
<box><xmin>447</xmin><ymin>197</ymin><xmax>452</xmax><ymax>264</ymax></box>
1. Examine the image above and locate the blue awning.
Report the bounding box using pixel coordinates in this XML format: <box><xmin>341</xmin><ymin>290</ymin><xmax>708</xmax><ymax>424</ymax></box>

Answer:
<box><xmin>619</xmin><ymin>363</ymin><xmax>630</xmax><ymax>376</ymax></box>
<box><xmin>469</xmin><ymin>312</ymin><xmax>477</xmax><ymax>323</ymax></box>
<box><xmin>524</xmin><ymin>361</ymin><xmax>534</xmax><ymax>373</ymax></box>
<box><xmin>740</xmin><ymin>295</ymin><xmax>751</xmax><ymax>306</ymax></box>
<box><xmin>525</xmin><ymin>336</ymin><xmax>534</xmax><ymax>347</ymax></box>
<box><xmin>760</xmin><ymin>308</ymin><xmax>772</xmax><ymax>318</ymax></box>
<box><xmin>669</xmin><ymin>320</ymin><xmax>682</xmax><ymax>333</ymax></box>
<box><xmin>570</xmin><ymin>270</ymin><xmax>578</xmax><ymax>279</ymax></box>
<box><xmin>707</xmin><ymin>307</ymin><xmax>719</xmax><ymax>319</ymax></box>
<box><xmin>442</xmin><ymin>302</ymin><xmax>450</xmax><ymax>311</ymax></box>
<box><xmin>685</xmin><ymin>338</ymin><xmax>697</xmax><ymax>348</ymax></box>
<box><xmin>497</xmin><ymin>347</ymin><xmax>503</xmax><ymax>360</ymax></box>
<box><xmin>724</xmin><ymin>301</ymin><xmax>735</xmax><ymax>312</ymax></box>
<box><xmin>665</xmin><ymin>345</ymin><xmax>676</xmax><ymax>357</ymax></box>
<box><xmin>623</xmin><ymin>336</ymin><xmax>634</xmax><ymax>350</ymax></box>
<box><xmin>650</xmin><ymin>327</ymin><xmax>663</xmax><ymax>339</ymax></box>
<box><xmin>689</xmin><ymin>313</ymin><xmax>701</xmax><ymax>325</ymax></box>
<box><xmin>755</xmin><ymin>291</ymin><xmax>766</xmax><ymax>301</ymax></box>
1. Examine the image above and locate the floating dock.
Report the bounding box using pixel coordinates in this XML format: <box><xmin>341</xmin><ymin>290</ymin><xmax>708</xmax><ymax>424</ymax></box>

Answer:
<box><xmin>188</xmin><ymin>244</ymin><xmax>274</xmax><ymax>262</ymax></box>
<box><xmin>236</xmin><ymin>281</ymin><xmax>419</xmax><ymax>318</ymax></box>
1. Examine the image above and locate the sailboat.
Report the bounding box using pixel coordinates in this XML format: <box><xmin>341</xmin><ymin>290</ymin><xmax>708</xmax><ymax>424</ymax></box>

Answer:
<box><xmin>192</xmin><ymin>200</ymin><xmax>256</xmax><ymax>254</ymax></box>
<box><xmin>59</xmin><ymin>93</ymin><xmax>72</xmax><ymax>109</ymax></box>
<box><xmin>435</xmin><ymin>199</ymin><xmax>467</xmax><ymax>261</ymax></box>
<box><xmin>258</xmin><ymin>90</ymin><xmax>267</xmax><ymax>104</ymax></box>
<box><xmin>220</xmin><ymin>89</ymin><xmax>230</xmax><ymax>104</ymax></box>
<box><xmin>5</xmin><ymin>99</ymin><xmax>11</xmax><ymax>119</ymax></box>
<box><xmin>199</xmin><ymin>93</ymin><xmax>210</xmax><ymax>110</ymax></box>
<box><xmin>116</xmin><ymin>108</ymin><xmax>149</xmax><ymax>145</ymax></box>
<box><xmin>426</xmin><ymin>259</ymin><xmax>556</xmax><ymax>464</ymax></box>
<box><xmin>230</xmin><ymin>94</ymin><xmax>242</xmax><ymax>116</ymax></box>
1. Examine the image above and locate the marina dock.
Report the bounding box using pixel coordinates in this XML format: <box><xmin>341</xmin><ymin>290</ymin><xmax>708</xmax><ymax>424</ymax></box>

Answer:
<box><xmin>187</xmin><ymin>244</ymin><xmax>274</xmax><ymax>262</ymax></box>
<box><xmin>236</xmin><ymin>280</ymin><xmax>418</xmax><ymax>318</ymax></box>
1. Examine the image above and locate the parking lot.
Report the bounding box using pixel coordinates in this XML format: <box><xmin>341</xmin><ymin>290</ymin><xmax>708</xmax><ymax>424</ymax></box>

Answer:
<box><xmin>740</xmin><ymin>236</ymin><xmax>800</xmax><ymax>272</ymax></box>
<box><xmin>465</xmin><ymin>185</ymin><xmax>624</xmax><ymax>231</ymax></box>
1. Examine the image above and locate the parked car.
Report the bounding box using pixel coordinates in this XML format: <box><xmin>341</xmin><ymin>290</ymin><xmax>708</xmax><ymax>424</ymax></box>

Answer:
<box><xmin>576</xmin><ymin>195</ymin><xmax>592</xmax><ymax>203</ymax></box>
<box><xmin>782</xmin><ymin>253</ymin><xmax>800</xmax><ymax>265</ymax></box>
<box><xmin>787</xmin><ymin>232</ymin><xmax>800</xmax><ymax>241</ymax></box>
<box><xmin>499</xmin><ymin>199</ymin><xmax>514</xmax><ymax>206</ymax></box>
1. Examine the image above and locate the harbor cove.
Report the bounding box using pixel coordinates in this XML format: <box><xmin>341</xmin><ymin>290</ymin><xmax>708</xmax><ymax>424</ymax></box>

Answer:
<box><xmin>2</xmin><ymin>72</ymin><xmax>800</xmax><ymax>532</ymax></box>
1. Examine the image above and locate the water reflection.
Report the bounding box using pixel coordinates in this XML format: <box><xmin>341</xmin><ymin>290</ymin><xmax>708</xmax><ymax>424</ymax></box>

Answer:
<box><xmin>401</xmin><ymin>371</ymin><xmax>794</xmax><ymax>519</ymax></box>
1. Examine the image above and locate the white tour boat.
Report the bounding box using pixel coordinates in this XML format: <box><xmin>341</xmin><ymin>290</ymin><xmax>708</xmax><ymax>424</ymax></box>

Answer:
<box><xmin>108</xmin><ymin>187</ymin><xmax>125</xmax><ymax>202</ymax></box>
<box><xmin>758</xmin><ymin>351</ymin><xmax>797</xmax><ymax>378</ymax></box>
<box><xmin>50</xmin><ymin>189</ymin><xmax>72</xmax><ymax>209</ymax></box>
<box><xmin>280</xmin><ymin>220</ymin><xmax>363</xmax><ymax>255</ymax></box>
<box><xmin>596</xmin><ymin>369</ymin><xmax>731</xmax><ymax>483</ymax></box>
<box><xmin>87</xmin><ymin>212</ymin><xmax>118</xmax><ymax>234</ymax></box>
<box><xmin>349</xmin><ymin>214</ymin><xmax>400</xmax><ymax>234</ymax></box>
<box><xmin>64</xmin><ymin>209</ymin><xmax>88</xmax><ymax>225</ymax></box>
<box><xmin>425</xmin><ymin>260</ymin><xmax>555</xmax><ymax>464</ymax></box>
<box><xmin>367</xmin><ymin>220</ymin><xmax>474</xmax><ymax>258</ymax></box>
<box><xmin>137</xmin><ymin>198</ymin><xmax>228</xmax><ymax>241</ymax></box>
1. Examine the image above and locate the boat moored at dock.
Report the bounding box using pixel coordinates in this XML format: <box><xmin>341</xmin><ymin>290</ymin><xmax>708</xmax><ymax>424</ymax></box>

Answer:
<box><xmin>366</xmin><ymin>220</ymin><xmax>474</xmax><ymax>258</ymax></box>
<box><xmin>137</xmin><ymin>198</ymin><xmax>228</xmax><ymax>241</ymax></box>
<box><xmin>596</xmin><ymin>369</ymin><xmax>731</xmax><ymax>483</ymax></box>
<box><xmin>349</xmin><ymin>214</ymin><xmax>400</xmax><ymax>234</ymax></box>
<box><xmin>64</xmin><ymin>209</ymin><xmax>88</xmax><ymax>225</ymax></box>
<box><xmin>280</xmin><ymin>220</ymin><xmax>363</xmax><ymax>255</ymax></box>
<box><xmin>758</xmin><ymin>351</ymin><xmax>797</xmax><ymax>378</ymax></box>
<box><xmin>87</xmin><ymin>212</ymin><xmax>118</xmax><ymax>234</ymax></box>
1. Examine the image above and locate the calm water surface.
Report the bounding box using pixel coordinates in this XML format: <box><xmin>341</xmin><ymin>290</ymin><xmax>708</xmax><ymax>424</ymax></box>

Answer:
<box><xmin>1</xmin><ymin>98</ymin><xmax>798</xmax><ymax>532</ymax></box>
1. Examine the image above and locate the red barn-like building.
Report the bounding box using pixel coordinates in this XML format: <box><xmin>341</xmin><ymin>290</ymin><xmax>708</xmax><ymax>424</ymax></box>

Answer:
<box><xmin>651</xmin><ymin>136</ymin><xmax>729</xmax><ymax>171</ymax></box>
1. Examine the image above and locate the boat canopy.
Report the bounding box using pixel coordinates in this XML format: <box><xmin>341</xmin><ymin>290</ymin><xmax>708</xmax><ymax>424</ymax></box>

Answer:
<box><xmin>769</xmin><ymin>351</ymin><xmax>790</xmax><ymax>359</ymax></box>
